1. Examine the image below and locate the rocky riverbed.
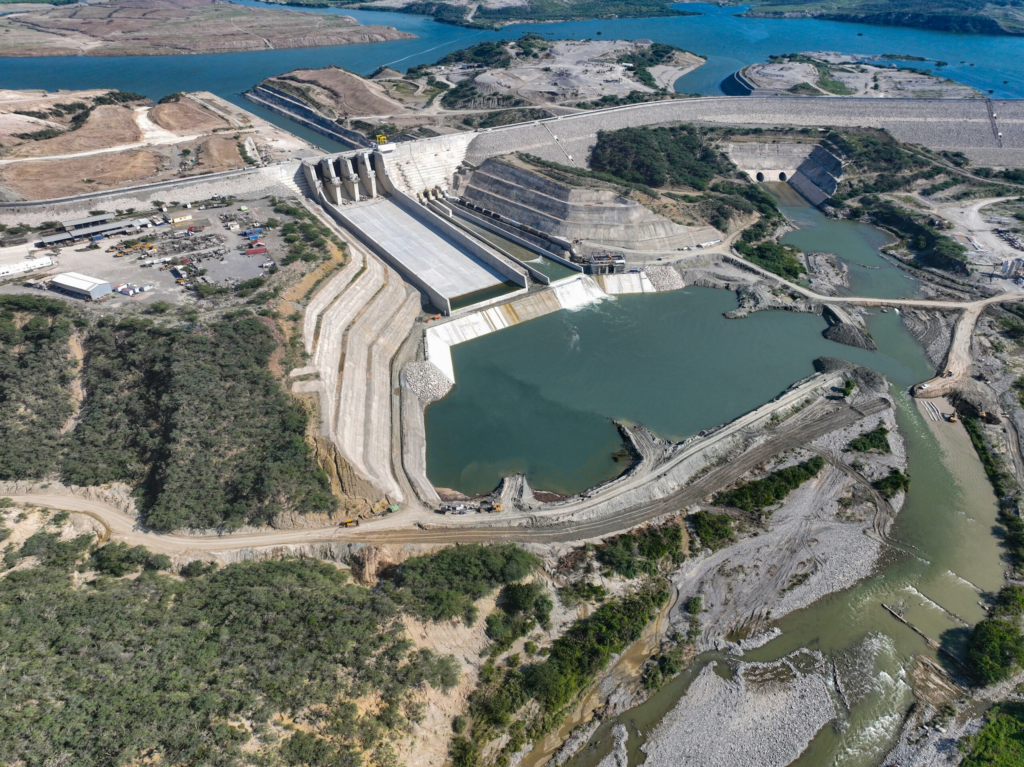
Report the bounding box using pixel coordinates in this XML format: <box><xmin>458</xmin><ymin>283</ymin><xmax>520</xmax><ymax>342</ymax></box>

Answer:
<box><xmin>641</xmin><ymin>652</ymin><xmax>836</xmax><ymax>767</ymax></box>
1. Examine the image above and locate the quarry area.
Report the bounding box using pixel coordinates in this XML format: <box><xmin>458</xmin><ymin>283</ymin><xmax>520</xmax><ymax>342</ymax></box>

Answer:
<box><xmin>0</xmin><ymin>89</ymin><xmax>316</xmax><ymax>200</ymax></box>
<box><xmin>6</xmin><ymin>78</ymin><xmax>1024</xmax><ymax>767</ymax></box>
<box><xmin>245</xmin><ymin>38</ymin><xmax>704</xmax><ymax>144</ymax></box>
<box><xmin>0</xmin><ymin>0</ymin><xmax>412</xmax><ymax>57</ymax></box>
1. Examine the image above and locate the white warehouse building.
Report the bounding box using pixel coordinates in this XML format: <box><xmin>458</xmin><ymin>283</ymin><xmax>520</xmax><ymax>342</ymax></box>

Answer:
<box><xmin>49</xmin><ymin>272</ymin><xmax>112</xmax><ymax>301</ymax></box>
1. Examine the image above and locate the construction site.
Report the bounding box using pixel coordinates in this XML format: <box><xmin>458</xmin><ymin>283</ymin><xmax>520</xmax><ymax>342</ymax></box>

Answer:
<box><xmin>5</xmin><ymin>87</ymin><xmax>1024</xmax><ymax>767</ymax></box>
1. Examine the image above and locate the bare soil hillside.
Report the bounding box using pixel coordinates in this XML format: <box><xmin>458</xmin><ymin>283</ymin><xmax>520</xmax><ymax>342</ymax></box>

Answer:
<box><xmin>0</xmin><ymin>0</ymin><xmax>413</xmax><ymax>57</ymax></box>
<box><xmin>10</xmin><ymin>105</ymin><xmax>142</xmax><ymax>158</ymax></box>
<box><xmin>149</xmin><ymin>100</ymin><xmax>231</xmax><ymax>134</ymax></box>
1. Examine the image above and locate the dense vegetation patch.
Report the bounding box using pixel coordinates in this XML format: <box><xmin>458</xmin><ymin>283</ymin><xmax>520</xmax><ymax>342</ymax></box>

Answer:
<box><xmin>485</xmin><ymin>580</ymin><xmax>553</xmax><ymax>652</ymax></box>
<box><xmin>616</xmin><ymin>42</ymin><xmax>681</xmax><ymax>89</ymax></box>
<box><xmin>60</xmin><ymin>312</ymin><xmax>333</xmax><ymax>531</ymax></box>
<box><xmin>967</xmin><ymin>616</ymin><xmax>1024</xmax><ymax>686</ymax></box>
<box><xmin>472</xmin><ymin>0</ymin><xmax>697</xmax><ymax>25</ymax></box>
<box><xmin>963</xmin><ymin>416</ymin><xmax>1013</xmax><ymax>499</ymax></box>
<box><xmin>0</xmin><ymin>546</ymin><xmax>462</xmax><ymax>767</ymax></box>
<box><xmin>588</xmin><ymin>125</ymin><xmax>733</xmax><ymax>190</ymax></box>
<box><xmin>714</xmin><ymin>457</ymin><xmax>826</xmax><ymax>513</ymax></box>
<box><xmin>867</xmin><ymin>201</ymin><xmax>968</xmax><ymax>273</ymax></box>
<box><xmin>271</xmin><ymin>200</ymin><xmax>343</xmax><ymax>266</ymax></box>
<box><xmin>393</xmin><ymin>543</ymin><xmax>540</xmax><ymax>624</ymax></box>
<box><xmin>847</xmin><ymin>425</ymin><xmax>891</xmax><ymax>453</ymax></box>
<box><xmin>961</xmin><ymin>702</ymin><xmax>1024</xmax><ymax>766</ymax></box>
<box><xmin>0</xmin><ymin>296</ymin><xmax>76</xmax><ymax>481</ymax></box>
<box><xmin>874</xmin><ymin>468</ymin><xmax>911</xmax><ymax>498</ymax></box>
<box><xmin>738</xmin><ymin>241</ymin><xmax>805</xmax><ymax>280</ymax></box>
<box><xmin>690</xmin><ymin>510</ymin><xmax>735</xmax><ymax>550</ymax></box>
<box><xmin>594</xmin><ymin>523</ymin><xmax>684</xmax><ymax>578</ymax></box>
<box><xmin>457</xmin><ymin>582</ymin><xmax>669</xmax><ymax>763</ymax></box>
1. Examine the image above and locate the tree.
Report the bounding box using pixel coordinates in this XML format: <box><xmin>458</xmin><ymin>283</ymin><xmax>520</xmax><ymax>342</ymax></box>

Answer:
<box><xmin>967</xmin><ymin>618</ymin><xmax>1024</xmax><ymax>685</ymax></box>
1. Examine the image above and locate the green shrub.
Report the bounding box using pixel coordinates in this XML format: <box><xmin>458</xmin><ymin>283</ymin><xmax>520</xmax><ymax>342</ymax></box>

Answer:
<box><xmin>595</xmin><ymin>523</ymin><xmax>684</xmax><ymax>578</ymax></box>
<box><xmin>961</xmin><ymin>702</ymin><xmax>1024</xmax><ymax>766</ymax></box>
<box><xmin>589</xmin><ymin>125</ymin><xmax>731</xmax><ymax>190</ymax></box>
<box><xmin>847</xmin><ymin>426</ymin><xmax>891</xmax><ymax>453</ymax></box>
<box><xmin>690</xmin><ymin>511</ymin><xmax>734</xmax><ymax>550</ymax></box>
<box><xmin>61</xmin><ymin>313</ymin><xmax>334</xmax><ymax>531</ymax></box>
<box><xmin>396</xmin><ymin>544</ymin><xmax>540</xmax><ymax>625</ymax></box>
<box><xmin>558</xmin><ymin>581</ymin><xmax>608</xmax><ymax>607</ymax></box>
<box><xmin>715</xmin><ymin>457</ymin><xmax>826</xmax><ymax>513</ymax></box>
<box><xmin>91</xmin><ymin>542</ymin><xmax>168</xmax><ymax>576</ymax></box>
<box><xmin>967</xmin><ymin>618</ymin><xmax>1024</xmax><ymax>686</ymax></box>
<box><xmin>6</xmin><ymin>530</ymin><xmax>92</xmax><ymax>570</ymax></box>
<box><xmin>735</xmin><ymin>241</ymin><xmax>805</xmax><ymax>280</ymax></box>
<box><xmin>874</xmin><ymin>468</ymin><xmax>911</xmax><ymax>498</ymax></box>
<box><xmin>0</xmin><ymin>557</ymin><xmax>459</xmax><ymax>766</ymax></box>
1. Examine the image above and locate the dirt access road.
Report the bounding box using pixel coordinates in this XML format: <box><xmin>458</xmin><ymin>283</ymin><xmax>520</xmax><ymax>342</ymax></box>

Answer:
<box><xmin>723</xmin><ymin>254</ymin><xmax>1022</xmax><ymax>397</ymax></box>
<box><xmin>6</xmin><ymin>400</ymin><xmax>883</xmax><ymax>554</ymax></box>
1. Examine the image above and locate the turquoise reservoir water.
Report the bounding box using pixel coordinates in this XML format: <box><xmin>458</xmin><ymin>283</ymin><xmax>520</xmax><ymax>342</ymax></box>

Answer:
<box><xmin>0</xmin><ymin>2</ymin><xmax>1021</xmax><ymax>133</ymax></box>
<box><xmin>424</xmin><ymin>286</ymin><xmax>933</xmax><ymax>496</ymax></box>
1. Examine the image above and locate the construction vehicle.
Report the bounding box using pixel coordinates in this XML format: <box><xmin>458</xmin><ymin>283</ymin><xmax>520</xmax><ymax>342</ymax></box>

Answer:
<box><xmin>340</xmin><ymin>518</ymin><xmax>360</xmax><ymax>528</ymax></box>
<box><xmin>493</xmin><ymin>503</ymin><xmax>503</xmax><ymax>512</ymax></box>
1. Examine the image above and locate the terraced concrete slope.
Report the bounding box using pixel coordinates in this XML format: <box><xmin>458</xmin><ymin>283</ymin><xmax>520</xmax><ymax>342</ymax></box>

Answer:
<box><xmin>293</xmin><ymin>234</ymin><xmax>419</xmax><ymax>501</ymax></box>
<box><xmin>461</xmin><ymin>159</ymin><xmax>720</xmax><ymax>251</ymax></box>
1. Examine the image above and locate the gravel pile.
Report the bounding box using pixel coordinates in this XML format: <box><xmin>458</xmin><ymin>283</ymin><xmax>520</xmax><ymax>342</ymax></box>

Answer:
<box><xmin>643</xmin><ymin>266</ymin><xmax>686</xmax><ymax>292</ymax></box>
<box><xmin>403</xmin><ymin>361</ymin><xmax>453</xmax><ymax>403</ymax></box>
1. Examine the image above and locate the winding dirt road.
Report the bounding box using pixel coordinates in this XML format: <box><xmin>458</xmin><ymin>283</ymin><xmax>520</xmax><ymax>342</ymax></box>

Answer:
<box><xmin>5</xmin><ymin>400</ymin><xmax>885</xmax><ymax>554</ymax></box>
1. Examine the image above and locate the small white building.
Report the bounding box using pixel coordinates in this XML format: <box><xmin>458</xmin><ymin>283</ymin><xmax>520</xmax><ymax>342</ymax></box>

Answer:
<box><xmin>50</xmin><ymin>272</ymin><xmax>112</xmax><ymax>300</ymax></box>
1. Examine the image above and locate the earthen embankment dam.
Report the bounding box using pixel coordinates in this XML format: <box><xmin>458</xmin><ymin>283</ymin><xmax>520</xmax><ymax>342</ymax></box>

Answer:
<box><xmin>463</xmin><ymin>96</ymin><xmax>1024</xmax><ymax>169</ymax></box>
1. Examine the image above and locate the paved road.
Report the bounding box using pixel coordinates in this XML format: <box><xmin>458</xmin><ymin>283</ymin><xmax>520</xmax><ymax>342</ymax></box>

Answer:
<box><xmin>6</xmin><ymin>399</ymin><xmax>886</xmax><ymax>552</ymax></box>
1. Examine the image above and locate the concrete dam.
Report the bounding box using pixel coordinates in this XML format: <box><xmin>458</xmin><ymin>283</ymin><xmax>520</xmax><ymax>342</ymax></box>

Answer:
<box><xmin>463</xmin><ymin>96</ymin><xmax>1024</xmax><ymax>169</ymax></box>
<box><xmin>301</xmin><ymin>145</ymin><xmax>527</xmax><ymax>315</ymax></box>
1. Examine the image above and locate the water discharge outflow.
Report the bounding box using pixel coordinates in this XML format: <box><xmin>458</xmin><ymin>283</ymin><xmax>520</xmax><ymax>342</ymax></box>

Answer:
<box><xmin>551</xmin><ymin>206</ymin><xmax>1004</xmax><ymax>767</ymax></box>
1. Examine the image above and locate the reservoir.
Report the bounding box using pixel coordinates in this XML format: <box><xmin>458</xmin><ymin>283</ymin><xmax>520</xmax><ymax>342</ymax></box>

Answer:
<box><xmin>1</xmin><ymin>2</ymin><xmax>1022</xmax><ymax>151</ymax></box>
<box><xmin>425</xmin><ymin>286</ymin><xmax>933</xmax><ymax>497</ymax></box>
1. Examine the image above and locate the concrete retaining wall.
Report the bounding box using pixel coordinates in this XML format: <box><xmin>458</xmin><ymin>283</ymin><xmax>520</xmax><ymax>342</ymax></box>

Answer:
<box><xmin>425</xmin><ymin>275</ymin><xmax>606</xmax><ymax>382</ymax></box>
<box><xmin>430</xmin><ymin>202</ymin><xmax>551</xmax><ymax>285</ymax></box>
<box><xmin>448</xmin><ymin>204</ymin><xmax>582</xmax><ymax>271</ymax></box>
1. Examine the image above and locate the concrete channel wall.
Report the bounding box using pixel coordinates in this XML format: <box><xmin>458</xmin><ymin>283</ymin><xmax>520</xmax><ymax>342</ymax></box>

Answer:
<box><xmin>243</xmin><ymin>85</ymin><xmax>372</xmax><ymax>149</ymax></box>
<box><xmin>319</xmin><ymin>197</ymin><xmax>453</xmax><ymax>314</ymax></box>
<box><xmin>447</xmin><ymin>204</ymin><xmax>583</xmax><ymax>271</ymax></box>
<box><xmin>429</xmin><ymin>202</ymin><xmax>552</xmax><ymax>285</ymax></box>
